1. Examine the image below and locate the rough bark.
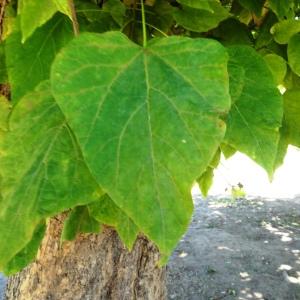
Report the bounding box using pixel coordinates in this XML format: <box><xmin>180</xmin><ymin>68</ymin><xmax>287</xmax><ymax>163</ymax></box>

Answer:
<box><xmin>5</xmin><ymin>217</ymin><xmax>166</xmax><ymax>300</ymax></box>
<box><xmin>0</xmin><ymin>0</ymin><xmax>7</xmax><ymax>41</ymax></box>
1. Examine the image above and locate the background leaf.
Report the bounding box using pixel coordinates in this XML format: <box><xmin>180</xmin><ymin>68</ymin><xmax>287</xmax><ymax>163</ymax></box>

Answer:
<box><xmin>283</xmin><ymin>89</ymin><xmax>300</xmax><ymax>148</ymax></box>
<box><xmin>0</xmin><ymin>81</ymin><xmax>102</xmax><ymax>270</ymax></box>
<box><xmin>271</xmin><ymin>20</ymin><xmax>300</xmax><ymax>44</ymax></box>
<box><xmin>263</xmin><ymin>53</ymin><xmax>287</xmax><ymax>85</ymax></box>
<box><xmin>0</xmin><ymin>44</ymin><xmax>7</xmax><ymax>83</ymax></box>
<box><xmin>225</xmin><ymin>46</ymin><xmax>283</xmax><ymax>176</ymax></box>
<box><xmin>5</xmin><ymin>15</ymin><xmax>73</xmax><ymax>102</ymax></box>
<box><xmin>89</xmin><ymin>194</ymin><xmax>139</xmax><ymax>250</ymax></box>
<box><xmin>19</xmin><ymin>0</ymin><xmax>71</xmax><ymax>42</ymax></box>
<box><xmin>268</xmin><ymin>0</ymin><xmax>295</xmax><ymax>19</ymax></box>
<box><xmin>62</xmin><ymin>206</ymin><xmax>101</xmax><ymax>242</ymax></box>
<box><xmin>3</xmin><ymin>221</ymin><xmax>46</xmax><ymax>275</ymax></box>
<box><xmin>0</xmin><ymin>96</ymin><xmax>11</xmax><ymax>132</ymax></box>
<box><xmin>197</xmin><ymin>148</ymin><xmax>221</xmax><ymax>197</ymax></box>
<box><xmin>173</xmin><ymin>1</ymin><xmax>230</xmax><ymax>32</ymax></box>
<box><xmin>177</xmin><ymin>0</ymin><xmax>213</xmax><ymax>11</ymax></box>
<box><xmin>288</xmin><ymin>33</ymin><xmax>300</xmax><ymax>76</ymax></box>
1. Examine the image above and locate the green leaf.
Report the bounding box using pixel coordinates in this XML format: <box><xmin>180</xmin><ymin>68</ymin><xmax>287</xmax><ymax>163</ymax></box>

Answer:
<box><xmin>273</xmin><ymin>127</ymin><xmax>289</xmax><ymax>171</ymax></box>
<box><xmin>0</xmin><ymin>81</ymin><xmax>102</xmax><ymax>270</ymax></box>
<box><xmin>177</xmin><ymin>0</ymin><xmax>213</xmax><ymax>11</ymax></box>
<box><xmin>147</xmin><ymin>0</ymin><xmax>174</xmax><ymax>36</ymax></box>
<box><xmin>283</xmin><ymin>89</ymin><xmax>300</xmax><ymax>147</ymax></box>
<box><xmin>62</xmin><ymin>206</ymin><xmax>101</xmax><ymax>242</ymax></box>
<box><xmin>89</xmin><ymin>195</ymin><xmax>139</xmax><ymax>250</ymax></box>
<box><xmin>212</xmin><ymin>18</ymin><xmax>253</xmax><ymax>46</ymax></box>
<box><xmin>51</xmin><ymin>32</ymin><xmax>230</xmax><ymax>255</ymax></box>
<box><xmin>284</xmin><ymin>70</ymin><xmax>300</xmax><ymax>90</ymax></box>
<box><xmin>271</xmin><ymin>20</ymin><xmax>300</xmax><ymax>44</ymax></box>
<box><xmin>19</xmin><ymin>0</ymin><xmax>71</xmax><ymax>42</ymax></box>
<box><xmin>225</xmin><ymin>46</ymin><xmax>283</xmax><ymax>176</ymax></box>
<box><xmin>255</xmin><ymin>12</ymin><xmax>278</xmax><ymax>50</ymax></box>
<box><xmin>268</xmin><ymin>0</ymin><xmax>295</xmax><ymax>19</ymax></box>
<box><xmin>3</xmin><ymin>221</ymin><xmax>46</xmax><ymax>275</ymax></box>
<box><xmin>103</xmin><ymin>0</ymin><xmax>126</xmax><ymax>26</ymax></box>
<box><xmin>197</xmin><ymin>148</ymin><xmax>221</xmax><ymax>197</ymax></box>
<box><xmin>220</xmin><ymin>143</ymin><xmax>236</xmax><ymax>159</ymax></box>
<box><xmin>274</xmin><ymin>88</ymin><xmax>300</xmax><ymax>170</ymax></box>
<box><xmin>53</xmin><ymin>0</ymin><xmax>72</xmax><ymax>18</ymax></box>
<box><xmin>6</xmin><ymin>14</ymin><xmax>73</xmax><ymax>102</ymax></box>
<box><xmin>173</xmin><ymin>1</ymin><xmax>230</xmax><ymax>33</ymax></box>
<box><xmin>0</xmin><ymin>96</ymin><xmax>11</xmax><ymax>132</ymax></box>
<box><xmin>263</xmin><ymin>53</ymin><xmax>287</xmax><ymax>85</ymax></box>
<box><xmin>238</xmin><ymin>0</ymin><xmax>264</xmax><ymax>16</ymax></box>
<box><xmin>288</xmin><ymin>33</ymin><xmax>300</xmax><ymax>76</ymax></box>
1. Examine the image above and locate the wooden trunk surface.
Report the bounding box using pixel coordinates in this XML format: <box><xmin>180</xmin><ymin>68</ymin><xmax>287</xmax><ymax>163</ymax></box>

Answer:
<box><xmin>5</xmin><ymin>217</ymin><xmax>166</xmax><ymax>300</ymax></box>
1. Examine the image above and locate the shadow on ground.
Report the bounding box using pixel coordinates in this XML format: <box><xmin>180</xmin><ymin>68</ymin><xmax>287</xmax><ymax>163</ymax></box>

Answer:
<box><xmin>167</xmin><ymin>195</ymin><xmax>300</xmax><ymax>300</ymax></box>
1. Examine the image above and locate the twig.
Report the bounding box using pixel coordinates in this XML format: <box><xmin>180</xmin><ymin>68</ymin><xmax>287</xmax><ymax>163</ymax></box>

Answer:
<box><xmin>68</xmin><ymin>0</ymin><xmax>79</xmax><ymax>36</ymax></box>
<box><xmin>0</xmin><ymin>0</ymin><xmax>8</xmax><ymax>41</ymax></box>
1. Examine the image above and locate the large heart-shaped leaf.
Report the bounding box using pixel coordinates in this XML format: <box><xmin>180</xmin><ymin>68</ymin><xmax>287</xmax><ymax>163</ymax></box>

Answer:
<box><xmin>51</xmin><ymin>32</ymin><xmax>230</xmax><ymax>255</ymax></box>
<box><xmin>0</xmin><ymin>81</ymin><xmax>101</xmax><ymax>270</ymax></box>
<box><xmin>225</xmin><ymin>46</ymin><xmax>283</xmax><ymax>176</ymax></box>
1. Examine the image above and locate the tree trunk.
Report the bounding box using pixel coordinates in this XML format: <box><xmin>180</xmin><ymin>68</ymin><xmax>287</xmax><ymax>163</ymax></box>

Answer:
<box><xmin>5</xmin><ymin>217</ymin><xmax>166</xmax><ymax>300</ymax></box>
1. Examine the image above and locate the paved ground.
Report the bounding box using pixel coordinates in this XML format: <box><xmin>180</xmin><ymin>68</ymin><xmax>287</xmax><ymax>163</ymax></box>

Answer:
<box><xmin>167</xmin><ymin>195</ymin><xmax>300</xmax><ymax>300</ymax></box>
<box><xmin>0</xmin><ymin>275</ymin><xmax>5</xmax><ymax>300</ymax></box>
<box><xmin>1</xmin><ymin>195</ymin><xmax>300</xmax><ymax>300</ymax></box>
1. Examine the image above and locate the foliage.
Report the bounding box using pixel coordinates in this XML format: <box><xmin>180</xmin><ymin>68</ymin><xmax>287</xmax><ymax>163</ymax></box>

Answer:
<box><xmin>0</xmin><ymin>0</ymin><xmax>299</xmax><ymax>273</ymax></box>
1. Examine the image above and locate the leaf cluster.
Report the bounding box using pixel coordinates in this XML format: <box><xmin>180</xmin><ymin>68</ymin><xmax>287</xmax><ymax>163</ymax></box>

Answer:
<box><xmin>0</xmin><ymin>0</ymin><xmax>299</xmax><ymax>274</ymax></box>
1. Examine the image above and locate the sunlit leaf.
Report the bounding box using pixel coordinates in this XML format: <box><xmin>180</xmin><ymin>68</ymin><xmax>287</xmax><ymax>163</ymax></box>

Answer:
<box><xmin>271</xmin><ymin>19</ymin><xmax>300</xmax><ymax>44</ymax></box>
<box><xmin>225</xmin><ymin>46</ymin><xmax>283</xmax><ymax>176</ymax></box>
<box><xmin>51</xmin><ymin>32</ymin><xmax>230</xmax><ymax>256</ymax></box>
<box><xmin>220</xmin><ymin>143</ymin><xmax>236</xmax><ymax>159</ymax></box>
<box><xmin>19</xmin><ymin>0</ymin><xmax>71</xmax><ymax>42</ymax></box>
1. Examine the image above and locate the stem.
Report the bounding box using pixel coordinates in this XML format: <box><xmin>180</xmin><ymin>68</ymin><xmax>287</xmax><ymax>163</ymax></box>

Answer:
<box><xmin>68</xmin><ymin>0</ymin><xmax>79</xmax><ymax>36</ymax></box>
<box><xmin>141</xmin><ymin>0</ymin><xmax>147</xmax><ymax>47</ymax></box>
<box><xmin>136</xmin><ymin>21</ymin><xmax>168</xmax><ymax>37</ymax></box>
